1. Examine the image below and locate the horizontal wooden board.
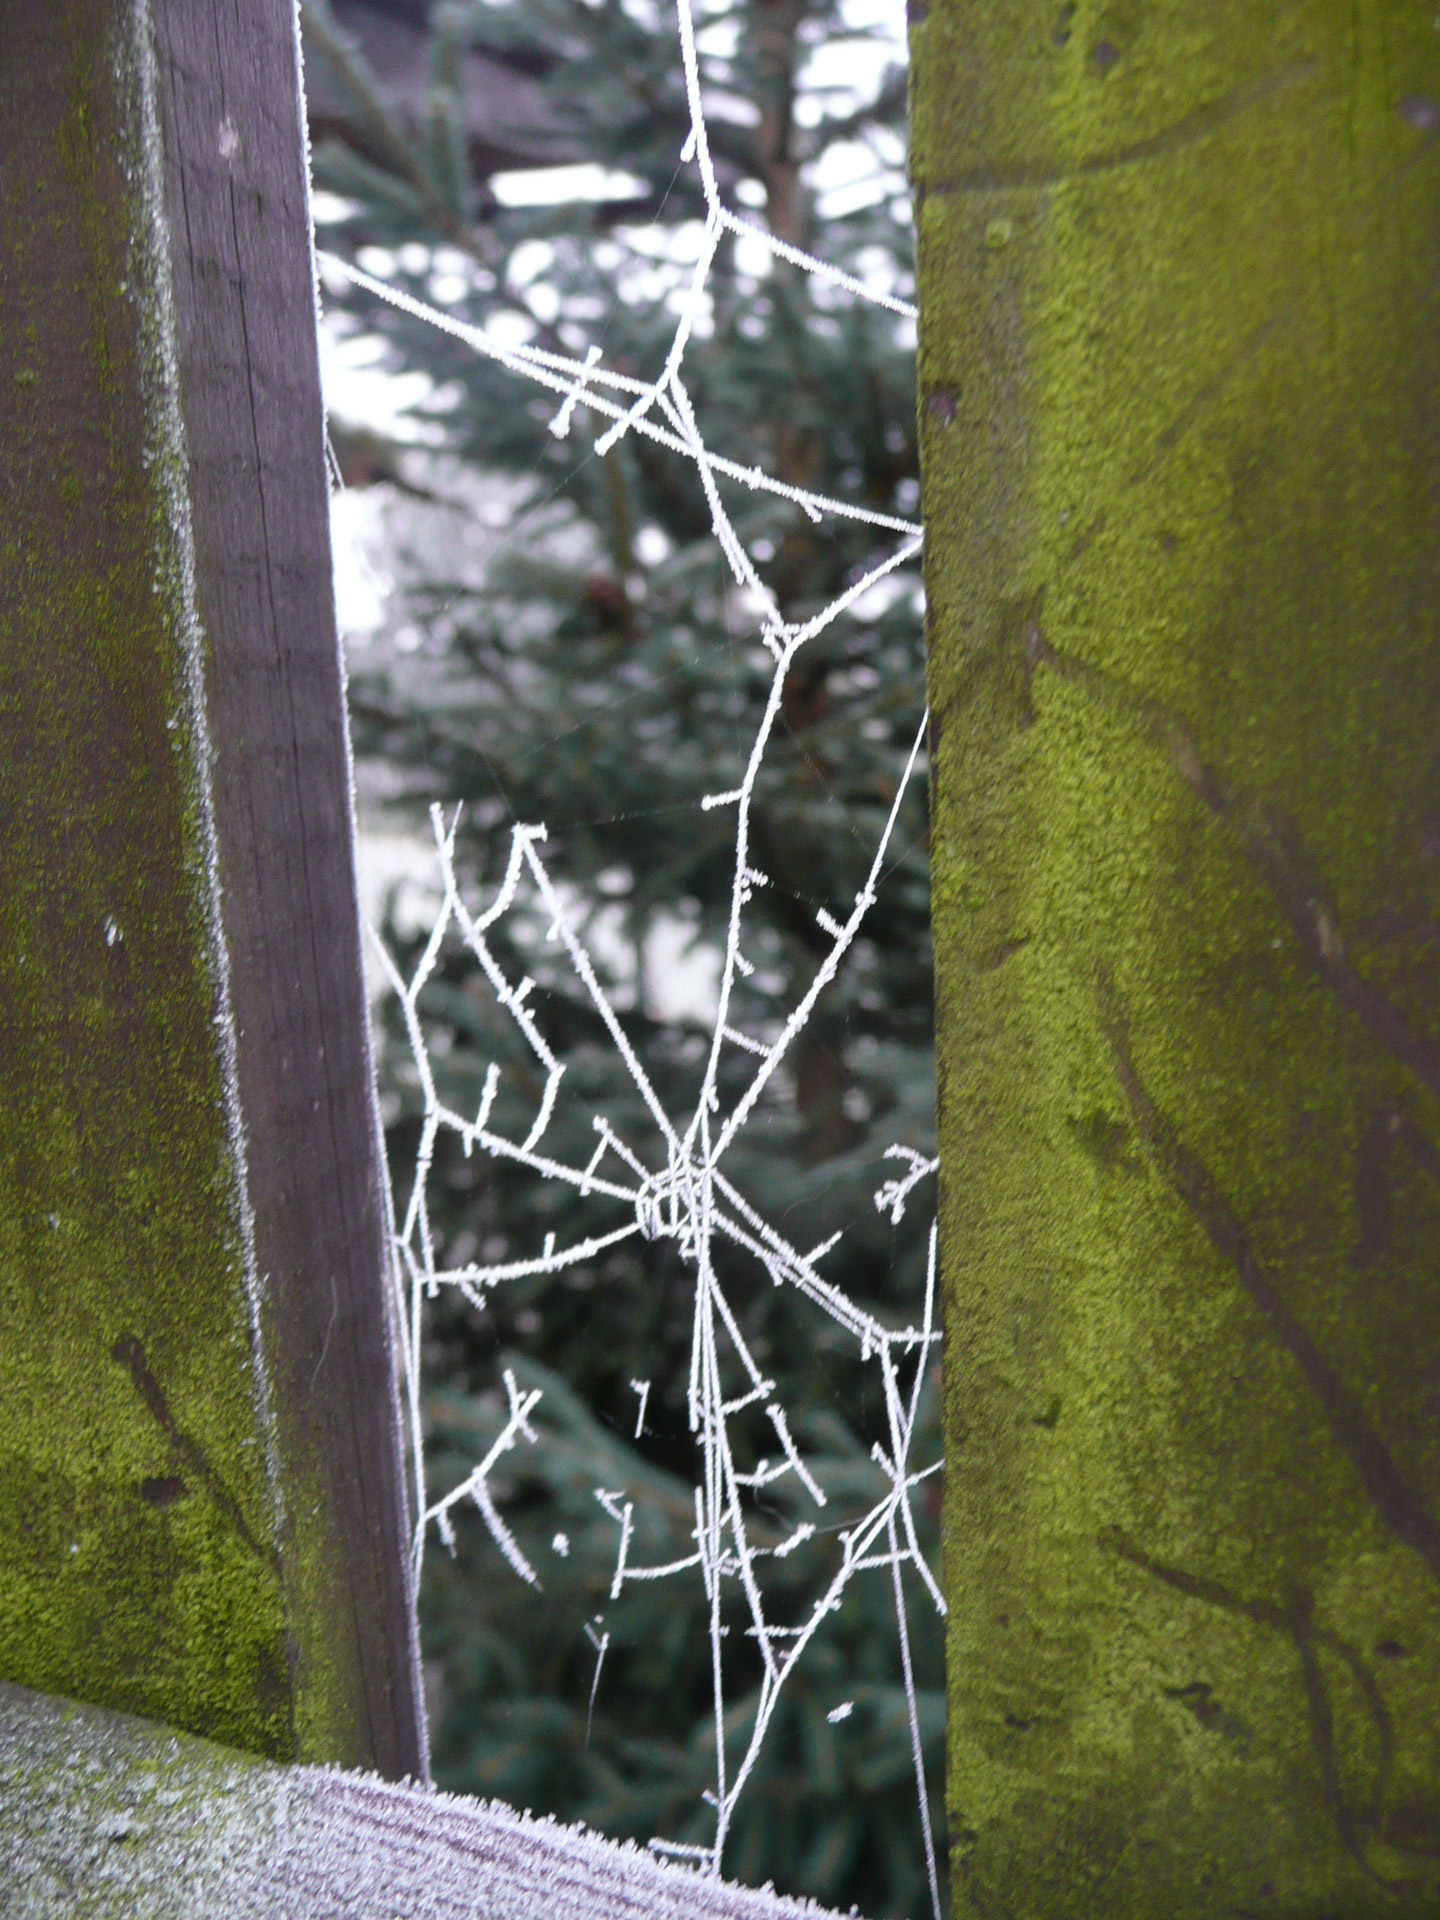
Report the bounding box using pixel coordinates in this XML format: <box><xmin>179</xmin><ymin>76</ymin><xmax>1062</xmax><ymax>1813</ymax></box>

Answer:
<box><xmin>0</xmin><ymin>1684</ymin><xmax>846</xmax><ymax>1920</ymax></box>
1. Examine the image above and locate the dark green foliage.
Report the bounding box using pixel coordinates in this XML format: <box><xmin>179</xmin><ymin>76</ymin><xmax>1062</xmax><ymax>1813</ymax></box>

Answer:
<box><xmin>303</xmin><ymin>0</ymin><xmax>938</xmax><ymax>1910</ymax></box>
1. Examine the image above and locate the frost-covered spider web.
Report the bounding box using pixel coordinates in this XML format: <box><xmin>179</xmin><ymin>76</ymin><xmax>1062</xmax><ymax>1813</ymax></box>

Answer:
<box><xmin>321</xmin><ymin>1</ymin><xmax>942</xmax><ymax>1908</ymax></box>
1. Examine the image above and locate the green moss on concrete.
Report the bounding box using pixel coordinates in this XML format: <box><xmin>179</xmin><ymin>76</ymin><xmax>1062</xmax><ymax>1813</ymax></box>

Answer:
<box><xmin>915</xmin><ymin>2</ymin><xmax>1440</xmax><ymax>1913</ymax></box>
<box><xmin>0</xmin><ymin>7</ymin><xmax>291</xmax><ymax>1760</ymax></box>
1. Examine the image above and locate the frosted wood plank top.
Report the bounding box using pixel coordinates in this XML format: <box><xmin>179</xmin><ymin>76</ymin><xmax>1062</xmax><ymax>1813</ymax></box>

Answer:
<box><xmin>0</xmin><ymin>1685</ymin><xmax>846</xmax><ymax>1920</ymax></box>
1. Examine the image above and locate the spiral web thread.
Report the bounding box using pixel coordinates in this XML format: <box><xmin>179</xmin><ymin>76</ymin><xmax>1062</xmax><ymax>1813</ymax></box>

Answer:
<box><xmin>324</xmin><ymin>5</ymin><xmax>943</xmax><ymax>1907</ymax></box>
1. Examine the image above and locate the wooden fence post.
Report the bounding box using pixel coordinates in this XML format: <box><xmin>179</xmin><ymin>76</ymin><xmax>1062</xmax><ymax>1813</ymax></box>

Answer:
<box><xmin>0</xmin><ymin>1</ymin><xmax>425</xmax><ymax>1777</ymax></box>
<box><xmin>915</xmin><ymin>2</ymin><xmax>1440</xmax><ymax>1912</ymax></box>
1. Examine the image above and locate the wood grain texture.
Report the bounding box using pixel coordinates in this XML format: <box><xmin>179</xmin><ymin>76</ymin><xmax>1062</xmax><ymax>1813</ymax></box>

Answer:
<box><xmin>0</xmin><ymin>1684</ymin><xmax>841</xmax><ymax>1920</ymax></box>
<box><xmin>149</xmin><ymin>0</ymin><xmax>425</xmax><ymax>1780</ymax></box>
<box><xmin>0</xmin><ymin>0</ymin><xmax>421</xmax><ymax>1777</ymax></box>
<box><xmin>0</xmin><ymin>0</ymin><xmax>295</xmax><ymax>1763</ymax></box>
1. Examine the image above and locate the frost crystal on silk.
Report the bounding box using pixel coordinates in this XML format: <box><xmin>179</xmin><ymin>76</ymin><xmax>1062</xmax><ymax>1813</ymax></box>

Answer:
<box><xmin>328</xmin><ymin>4</ymin><xmax>942</xmax><ymax>1908</ymax></box>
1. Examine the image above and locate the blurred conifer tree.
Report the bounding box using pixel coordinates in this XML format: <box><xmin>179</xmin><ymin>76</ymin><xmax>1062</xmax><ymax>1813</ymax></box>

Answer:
<box><xmin>302</xmin><ymin>2</ymin><xmax>938</xmax><ymax>1911</ymax></box>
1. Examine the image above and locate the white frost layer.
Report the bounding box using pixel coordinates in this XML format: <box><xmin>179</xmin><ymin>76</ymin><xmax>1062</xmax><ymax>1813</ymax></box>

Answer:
<box><xmin>0</xmin><ymin>1684</ymin><xmax>850</xmax><ymax>1920</ymax></box>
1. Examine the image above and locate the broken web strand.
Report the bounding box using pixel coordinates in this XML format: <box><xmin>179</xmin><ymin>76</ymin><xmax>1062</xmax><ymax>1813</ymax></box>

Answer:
<box><xmin>377</xmin><ymin>792</ymin><xmax>943</xmax><ymax>1890</ymax></box>
<box><xmin>685</xmin><ymin>1226</ymin><xmax>944</xmax><ymax>1883</ymax></box>
<box><xmin>381</xmin><ymin>803</ymin><xmax>942</xmax><ymax>1890</ymax></box>
<box><xmin>318</xmin><ymin>253</ymin><xmax>920</xmax><ymax>542</ymax></box>
<box><xmin>351</xmin><ymin>0</ymin><xmax>945</xmax><ymax>1904</ymax></box>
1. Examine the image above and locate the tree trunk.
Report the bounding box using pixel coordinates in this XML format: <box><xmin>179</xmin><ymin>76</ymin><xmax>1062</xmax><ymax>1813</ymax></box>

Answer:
<box><xmin>0</xmin><ymin>1</ymin><xmax>424</xmax><ymax>1777</ymax></box>
<box><xmin>914</xmin><ymin>3</ymin><xmax>1440</xmax><ymax>1913</ymax></box>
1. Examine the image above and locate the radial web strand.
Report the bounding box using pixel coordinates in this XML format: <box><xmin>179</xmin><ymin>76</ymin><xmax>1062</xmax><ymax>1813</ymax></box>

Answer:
<box><xmin>336</xmin><ymin>3</ymin><xmax>943</xmax><ymax>1909</ymax></box>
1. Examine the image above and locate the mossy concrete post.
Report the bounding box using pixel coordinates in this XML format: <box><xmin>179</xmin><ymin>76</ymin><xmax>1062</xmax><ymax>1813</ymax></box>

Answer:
<box><xmin>0</xmin><ymin>3</ymin><xmax>425</xmax><ymax>1776</ymax></box>
<box><xmin>914</xmin><ymin>2</ymin><xmax>1440</xmax><ymax>1913</ymax></box>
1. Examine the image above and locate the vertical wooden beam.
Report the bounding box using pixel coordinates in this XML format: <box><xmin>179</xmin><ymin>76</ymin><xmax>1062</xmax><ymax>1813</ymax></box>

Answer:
<box><xmin>915</xmin><ymin>0</ymin><xmax>1440</xmax><ymax>1912</ymax></box>
<box><xmin>0</xmin><ymin>0</ymin><xmax>425</xmax><ymax>1778</ymax></box>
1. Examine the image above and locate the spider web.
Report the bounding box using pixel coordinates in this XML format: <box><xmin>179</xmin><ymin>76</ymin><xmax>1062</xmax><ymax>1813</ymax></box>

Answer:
<box><xmin>320</xmin><ymin>5</ymin><xmax>942</xmax><ymax>1908</ymax></box>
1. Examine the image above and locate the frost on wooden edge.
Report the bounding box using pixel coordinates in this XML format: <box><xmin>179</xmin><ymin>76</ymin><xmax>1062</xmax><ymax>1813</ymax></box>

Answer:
<box><xmin>0</xmin><ymin>1681</ymin><xmax>851</xmax><ymax>1920</ymax></box>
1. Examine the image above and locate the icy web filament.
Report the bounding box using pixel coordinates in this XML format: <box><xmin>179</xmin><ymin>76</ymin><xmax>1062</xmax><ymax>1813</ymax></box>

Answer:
<box><xmin>328</xmin><ymin>2</ymin><xmax>942</xmax><ymax>1908</ymax></box>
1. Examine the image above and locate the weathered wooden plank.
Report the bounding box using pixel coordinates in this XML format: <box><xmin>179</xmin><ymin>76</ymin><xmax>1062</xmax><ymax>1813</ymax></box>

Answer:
<box><xmin>150</xmin><ymin>0</ymin><xmax>425</xmax><ymax>1776</ymax></box>
<box><xmin>0</xmin><ymin>1684</ymin><xmax>839</xmax><ymax>1920</ymax></box>
<box><xmin>915</xmin><ymin>0</ymin><xmax>1440</xmax><ymax>1912</ymax></box>
<box><xmin>0</xmin><ymin>1</ymin><xmax>422</xmax><ymax>1775</ymax></box>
